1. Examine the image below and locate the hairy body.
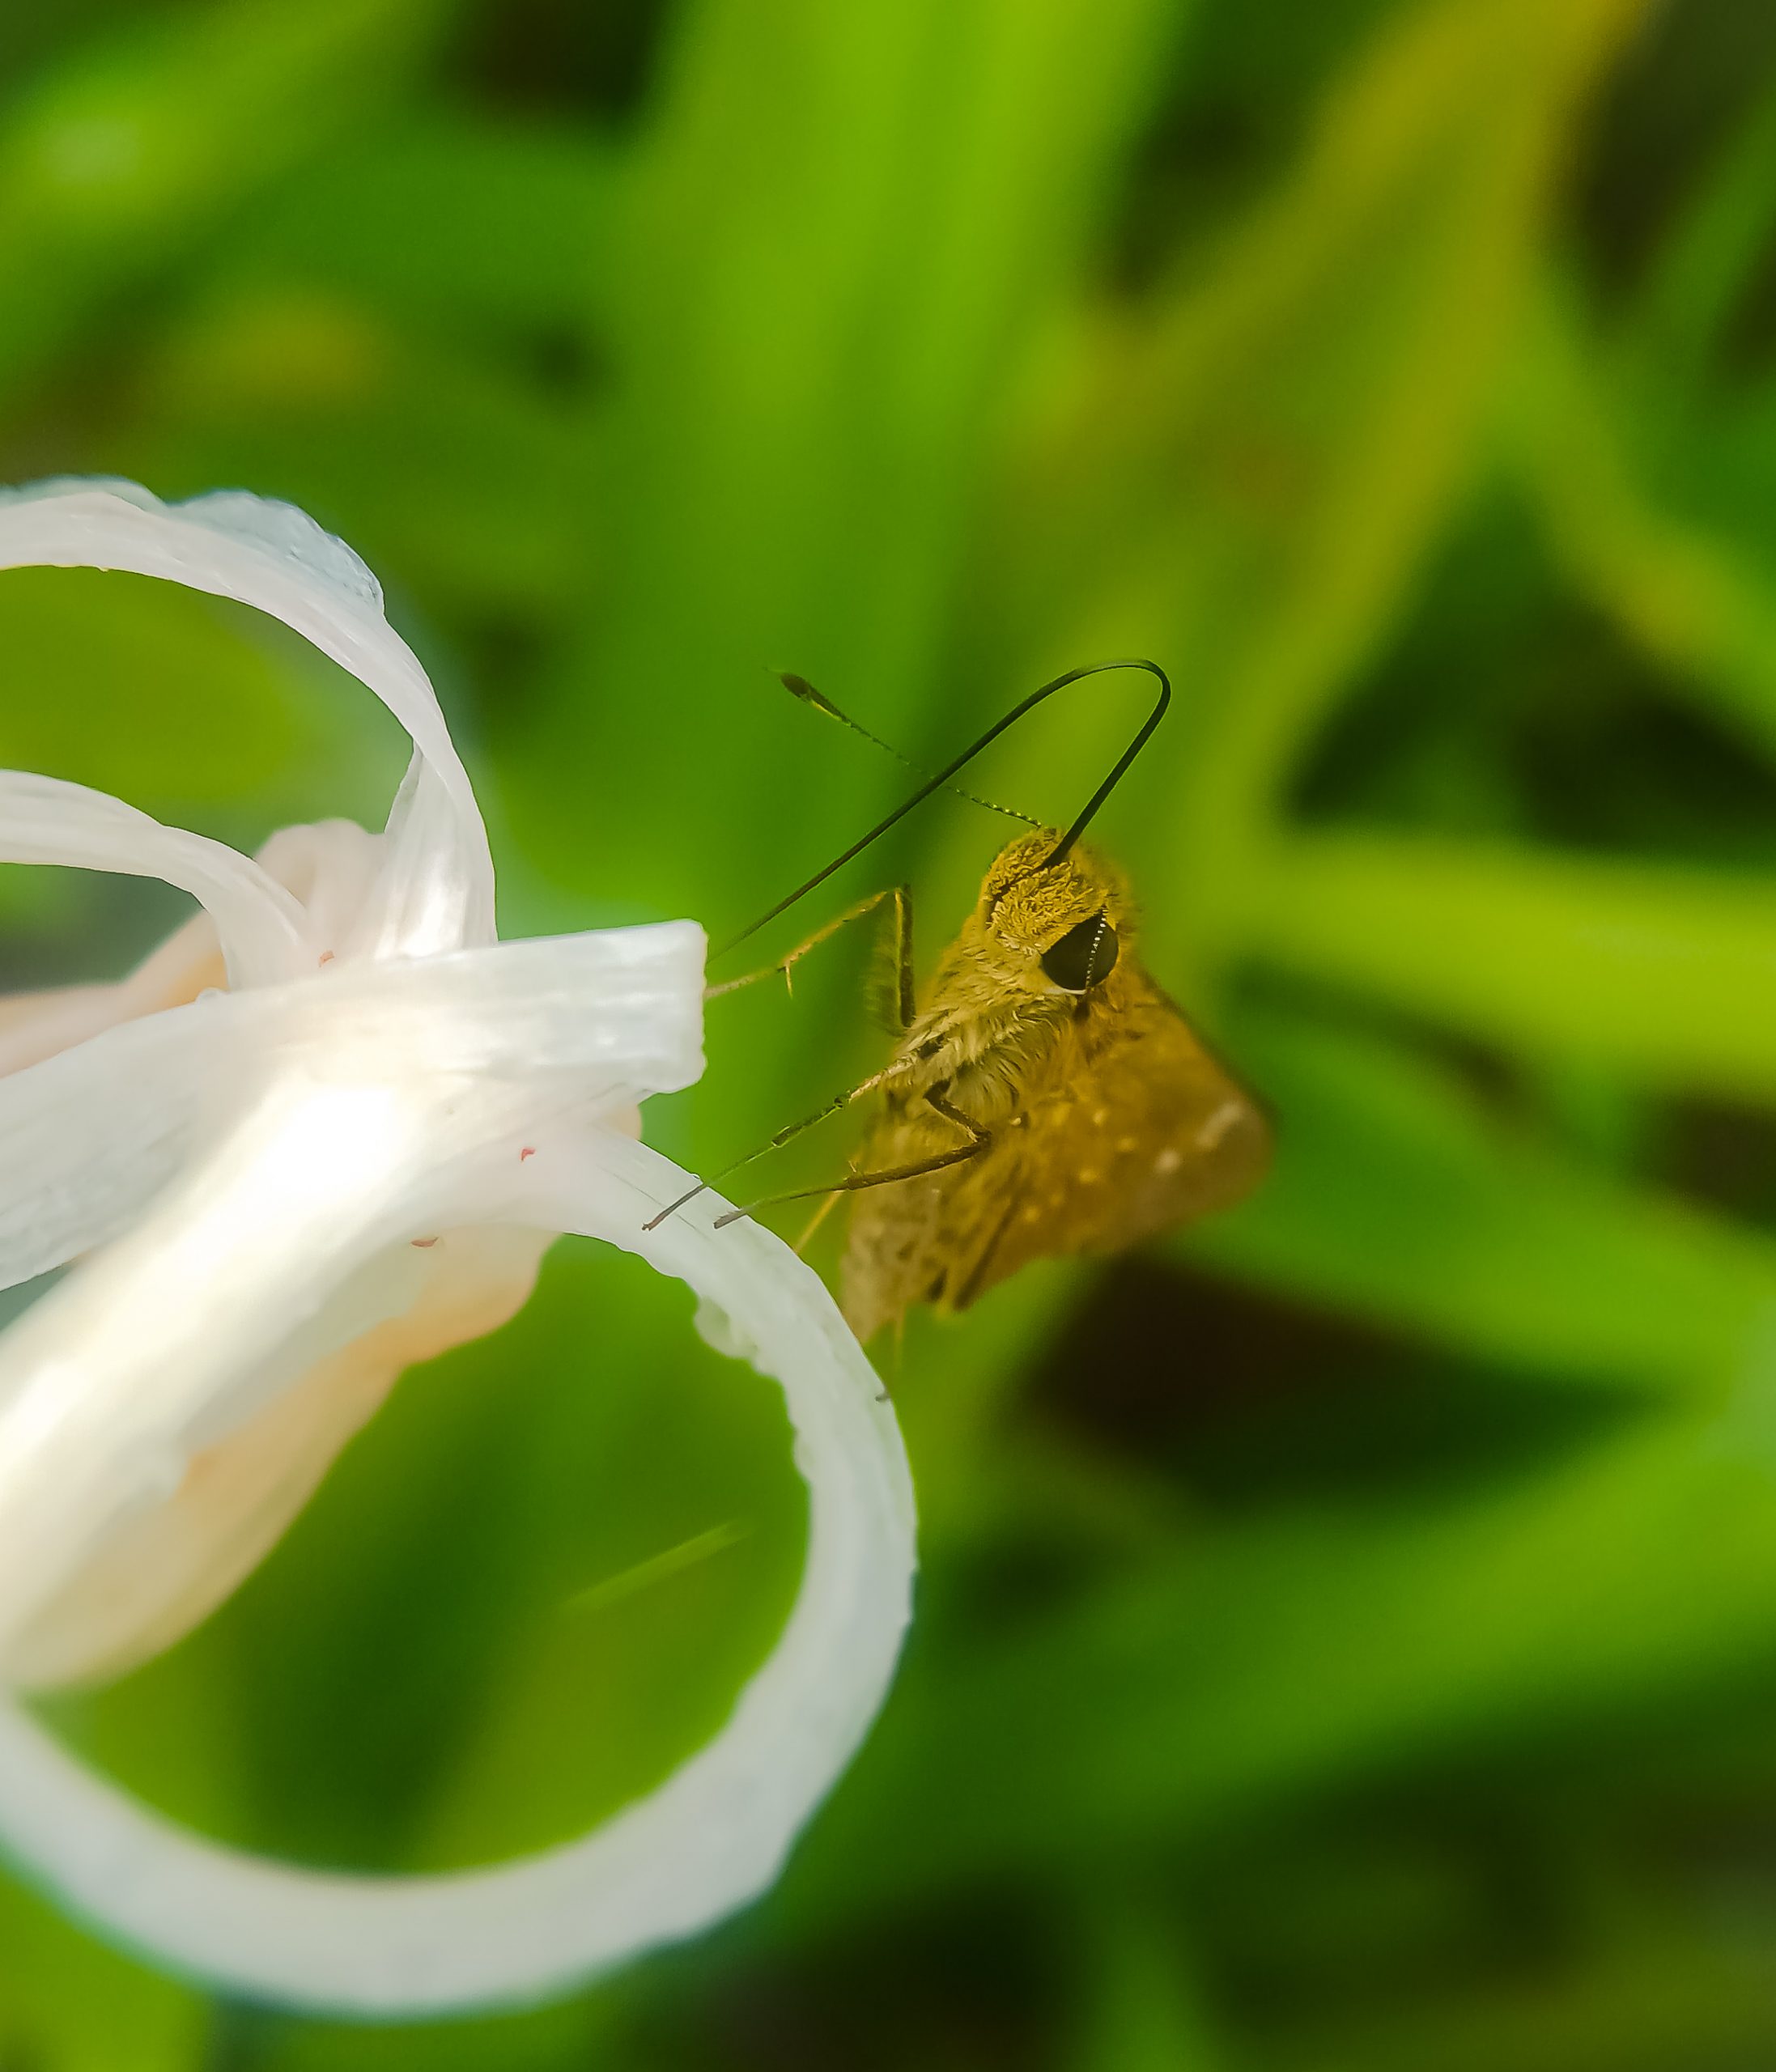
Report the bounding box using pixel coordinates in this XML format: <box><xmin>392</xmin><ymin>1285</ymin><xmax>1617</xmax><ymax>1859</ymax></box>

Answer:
<box><xmin>839</xmin><ymin>830</ymin><xmax>1270</xmax><ymax>1340</ymax></box>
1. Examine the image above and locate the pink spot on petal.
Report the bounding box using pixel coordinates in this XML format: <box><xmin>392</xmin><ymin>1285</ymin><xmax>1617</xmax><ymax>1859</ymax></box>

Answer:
<box><xmin>410</xmin><ymin>1237</ymin><xmax>439</xmax><ymax>1249</ymax></box>
<box><xmin>318</xmin><ymin>950</ymin><xmax>336</xmax><ymax>966</ymax></box>
<box><xmin>520</xmin><ymin>1146</ymin><xmax>536</xmax><ymax>1161</ymax></box>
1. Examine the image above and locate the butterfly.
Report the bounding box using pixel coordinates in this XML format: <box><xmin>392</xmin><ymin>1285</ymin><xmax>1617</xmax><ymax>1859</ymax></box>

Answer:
<box><xmin>648</xmin><ymin>661</ymin><xmax>1268</xmax><ymax>1340</ymax></box>
<box><xmin>832</xmin><ymin>826</ymin><xmax>1268</xmax><ymax>1339</ymax></box>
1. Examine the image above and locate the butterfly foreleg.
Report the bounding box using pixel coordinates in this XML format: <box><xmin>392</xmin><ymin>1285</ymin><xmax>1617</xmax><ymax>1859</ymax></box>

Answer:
<box><xmin>707</xmin><ymin>883</ymin><xmax>915</xmax><ymax>1027</ymax></box>
<box><xmin>640</xmin><ymin>1064</ymin><xmax>898</xmax><ymax>1231</ymax></box>
<box><xmin>711</xmin><ymin>1085</ymin><xmax>988</xmax><ymax>1229</ymax></box>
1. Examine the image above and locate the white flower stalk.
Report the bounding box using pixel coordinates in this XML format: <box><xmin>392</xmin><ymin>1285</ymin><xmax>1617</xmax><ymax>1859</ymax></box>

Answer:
<box><xmin>0</xmin><ymin>481</ymin><xmax>915</xmax><ymax>2015</ymax></box>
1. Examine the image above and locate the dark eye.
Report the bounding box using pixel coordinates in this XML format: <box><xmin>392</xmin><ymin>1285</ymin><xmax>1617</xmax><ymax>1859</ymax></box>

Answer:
<box><xmin>1040</xmin><ymin>913</ymin><xmax>1118</xmax><ymax>991</ymax></box>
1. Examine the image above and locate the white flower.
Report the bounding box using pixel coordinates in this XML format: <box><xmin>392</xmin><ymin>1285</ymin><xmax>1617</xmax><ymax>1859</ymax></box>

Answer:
<box><xmin>0</xmin><ymin>480</ymin><xmax>914</xmax><ymax>2015</ymax></box>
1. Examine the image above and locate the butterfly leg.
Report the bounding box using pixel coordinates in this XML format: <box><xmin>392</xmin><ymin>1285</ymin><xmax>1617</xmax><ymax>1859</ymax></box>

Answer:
<box><xmin>644</xmin><ymin>892</ymin><xmax>919</xmax><ymax>1233</ymax></box>
<box><xmin>707</xmin><ymin>884</ymin><xmax>914</xmax><ymax>1024</ymax></box>
<box><xmin>711</xmin><ymin>1087</ymin><xmax>988</xmax><ymax>1228</ymax></box>
<box><xmin>641</xmin><ymin>1065</ymin><xmax>896</xmax><ymax>1230</ymax></box>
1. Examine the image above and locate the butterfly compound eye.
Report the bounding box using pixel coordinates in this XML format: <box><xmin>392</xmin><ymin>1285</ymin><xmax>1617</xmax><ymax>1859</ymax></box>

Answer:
<box><xmin>1040</xmin><ymin>913</ymin><xmax>1119</xmax><ymax>991</ymax></box>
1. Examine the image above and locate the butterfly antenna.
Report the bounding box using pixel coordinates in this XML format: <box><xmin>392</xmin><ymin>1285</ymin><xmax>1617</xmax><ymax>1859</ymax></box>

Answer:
<box><xmin>719</xmin><ymin>658</ymin><xmax>1170</xmax><ymax>956</ymax></box>
<box><xmin>1039</xmin><ymin>660</ymin><xmax>1171</xmax><ymax>868</ymax></box>
<box><xmin>780</xmin><ymin>673</ymin><xmax>1039</xmax><ymax>829</ymax></box>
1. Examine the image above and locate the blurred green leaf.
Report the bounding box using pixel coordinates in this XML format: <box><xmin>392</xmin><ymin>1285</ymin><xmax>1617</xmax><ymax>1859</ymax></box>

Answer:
<box><xmin>0</xmin><ymin>0</ymin><xmax>446</xmax><ymax>405</ymax></box>
<box><xmin>516</xmin><ymin>0</ymin><xmax>1187</xmax><ymax>938</ymax></box>
<box><xmin>0</xmin><ymin>564</ymin><xmax>407</xmax><ymax>857</ymax></box>
<box><xmin>0</xmin><ymin>567</ymin><xmax>304</xmax><ymax>800</ymax></box>
<box><xmin>980</xmin><ymin>0</ymin><xmax>1644</xmax><ymax>967</ymax></box>
<box><xmin>1256</xmin><ymin>1917</ymin><xmax>1776</xmax><ymax>2072</ymax></box>
<box><xmin>0</xmin><ymin>1873</ymin><xmax>206</xmax><ymax>2070</ymax></box>
<box><xmin>795</xmin><ymin>1398</ymin><xmax>1776</xmax><ymax>1926</ymax></box>
<box><xmin>237</xmin><ymin>114</ymin><xmax>618</xmax><ymax>344</ymax></box>
<box><xmin>1621</xmin><ymin>71</ymin><xmax>1776</xmax><ymax>407</ymax></box>
<box><xmin>1192</xmin><ymin>1004</ymin><xmax>1776</xmax><ymax>1395</ymax></box>
<box><xmin>1247</xmin><ymin>827</ymin><xmax>1776</xmax><ymax>1104</ymax></box>
<box><xmin>127</xmin><ymin>288</ymin><xmax>597</xmax><ymax>618</ymax></box>
<box><xmin>1068</xmin><ymin>1891</ymin><xmax>1229</xmax><ymax>2072</ymax></box>
<box><xmin>1510</xmin><ymin>279</ymin><xmax>1776</xmax><ymax>765</ymax></box>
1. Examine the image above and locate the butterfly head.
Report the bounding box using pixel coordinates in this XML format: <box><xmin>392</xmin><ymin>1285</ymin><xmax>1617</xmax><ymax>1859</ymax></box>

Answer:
<box><xmin>978</xmin><ymin>830</ymin><xmax>1129</xmax><ymax>997</ymax></box>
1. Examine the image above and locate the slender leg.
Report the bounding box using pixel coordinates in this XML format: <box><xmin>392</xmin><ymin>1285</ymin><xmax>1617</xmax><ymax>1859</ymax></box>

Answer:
<box><xmin>640</xmin><ymin>1066</ymin><xmax>894</xmax><ymax>1231</ymax></box>
<box><xmin>711</xmin><ymin>1088</ymin><xmax>989</xmax><ymax>1228</ymax></box>
<box><xmin>708</xmin><ymin>885</ymin><xmax>914</xmax><ymax>1021</ymax></box>
<box><xmin>644</xmin><ymin>887</ymin><xmax>920</xmax><ymax>1233</ymax></box>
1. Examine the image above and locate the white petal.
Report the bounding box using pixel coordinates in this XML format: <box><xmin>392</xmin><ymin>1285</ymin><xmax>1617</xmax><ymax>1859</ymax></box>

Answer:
<box><xmin>0</xmin><ymin>1000</ymin><xmax>223</xmax><ymax>1295</ymax></box>
<box><xmin>253</xmin><ymin>818</ymin><xmax>387</xmax><ymax>958</ymax></box>
<box><xmin>0</xmin><ymin>911</ymin><xmax>223</xmax><ymax>1081</ymax></box>
<box><xmin>343</xmin><ymin>751</ymin><xmax>486</xmax><ymax>964</ymax></box>
<box><xmin>0</xmin><ymin>478</ymin><xmax>906</xmax><ymax>2013</ymax></box>
<box><xmin>0</xmin><ymin>1136</ymin><xmax>913</xmax><ymax>2015</ymax></box>
<box><xmin>0</xmin><ymin>821</ymin><xmax>384</xmax><ymax>1293</ymax></box>
<box><xmin>7</xmin><ymin>1225</ymin><xmax>554</xmax><ymax>1692</ymax></box>
<box><xmin>0</xmin><ymin>481</ymin><xmax>494</xmax><ymax>955</ymax></box>
<box><xmin>0</xmin><ymin>920</ymin><xmax>703</xmax><ymax>1300</ymax></box>
<box><xmin>0</xmin><ymin>821</ymin><xmax>385</xmax><ymax>1093</ymax></box>
<box><xmin>0</xmin><ymin>920</ymin><xmax>705</xmax><ymax>1657</ymax></box>
<box><xmin>0</xmin><ymin>772</ymin><xmax>312</xmax><ymax>989</ymax></box>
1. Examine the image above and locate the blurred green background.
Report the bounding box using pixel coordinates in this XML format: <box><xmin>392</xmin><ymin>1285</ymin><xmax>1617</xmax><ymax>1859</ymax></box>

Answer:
<box><xmin>11</xmin><ymin>0</ymin><xmax>1776</xmax><ymax>2064</ymax></box>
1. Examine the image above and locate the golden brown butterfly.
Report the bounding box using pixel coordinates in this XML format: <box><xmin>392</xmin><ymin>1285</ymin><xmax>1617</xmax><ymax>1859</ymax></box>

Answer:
<box><xmin>646</xmin><ymin>660</ymin><xmax>1270</xmax><ymax>1340</ymax></box>
<box><xmin>821</xmin><ymin>828</ymin><xmax>1270</xmax><ymax>1340</ymax></box>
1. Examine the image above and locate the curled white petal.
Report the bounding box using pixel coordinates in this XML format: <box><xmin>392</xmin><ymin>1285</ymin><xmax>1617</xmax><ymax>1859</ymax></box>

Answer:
<box><xmin>0</xmin><ymin>1136</ymin><xmax>913</xmax><ymax>2015</ymax></box>
<box><xmin>0</xmin><ymin>1000</ymin><xmax>221</xmax><ymax>1293</ymax></box>
<box><xmin>0</xmin><ymin>481</ymin><xmax>492</xmax><ymax>957</ymax></box>
<box><xmin>0</xmin><ymin>920</ymin><xmax>707</xmax><ymax>1664</ymax></box>
<box><xmin>0</xmin><ymin>919</ymin><xmax>703</xmax><ymax>1303</ymax></box>
<box><xmin>0</xmin><ymin>822</ymin><xmax>384</xmax><ymax>1294</ymax></box>
<box><xmin>0</xmin><ymin>906</ymin><xmax>220</xmax><ymax>1080</ymax></box>
<box><xmin>8</xmin><ymin>1223</ymin><xmax>555</xmax><ymax>1693</ymax></box>
<box><xmin>0</xmin><ymin>774</ymin><xmax>312</xmax><ymax>988</ymax></box>
<box><xmin>0</xmin><ymin>474</ymin><xmax>917</xmax><ymax>2015</ymax></box>
<box><xmin>0</xmin><ymin>820</ymin><xmax>385</xmax><ymax>1088</ymax></box>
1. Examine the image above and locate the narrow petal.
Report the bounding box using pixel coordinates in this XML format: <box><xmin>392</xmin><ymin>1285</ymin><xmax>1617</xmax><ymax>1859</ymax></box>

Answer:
<box><xmin>253</xmin><ymin>818</ymin><xmax>387</xmax><ymax>959</ymax></box>
<box><xmin>0</xmin><ymin>921</ymin><xmax>704</xmax><ymax>1669</ymax></box>
<box><xmin>8</xmin><ymin>1225</ymin><xmax>554</xmax><ymax>1692</ymax></box>
<box><xmin>0</xmin><ymin>921</ymin><xmax>703</xmax><ymax>1298</ymax></box>
<box><xmin>0</xmin><ymin>824</ymin><xmax>383</xmax><ymax>1288</ymax></box>
<box><xmin>0</xmin><ymin>1001</ymin><xmax>223</xmax><ymax>1294</ymax></box>
<box><xmin>0</xmin><ymin>481</ymin><xmax>494</xmax><ymax>955</ymax></box>
<box><xmin>0</xmin><ymin>772</ymin><xmax>312</xmax><ymax>989</ymax></box>
<box><xmin>0</xmin><ymin>912</ymin><xmax>223</xmax><ymax>1081</ymax></box>
<box><xmin>0</xmin><ymin>1136</ymin><xmax>913</xmax><ymax>2015</ymax></box>
<box><xmin>0</xmin><ymin>822</ymin><xmax>386</xmax><ymax>1088</ymax></box>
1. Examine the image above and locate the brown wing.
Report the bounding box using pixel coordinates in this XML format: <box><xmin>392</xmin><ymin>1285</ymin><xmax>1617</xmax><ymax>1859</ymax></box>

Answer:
<box><xmin>839</xmin><ymin>965</ymin><xmax>1269</xmax><ymax>1340</ymax></box>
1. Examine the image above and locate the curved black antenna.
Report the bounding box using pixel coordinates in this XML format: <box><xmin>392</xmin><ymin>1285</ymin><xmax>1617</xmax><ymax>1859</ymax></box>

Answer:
<box><xmin>780</xmin><ymin>673</ymin><xmax>1039</xmax><ymax>828</ymax></box>
<box><xmin>719</xmin><ymin>658</ymin><xmax>1170</xmax><ymax>957</ymax></box>
<box><xmin>1042</xmin><ymin>658</ymin><xmax>1171</xmax><ymax>868</ymax></box>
